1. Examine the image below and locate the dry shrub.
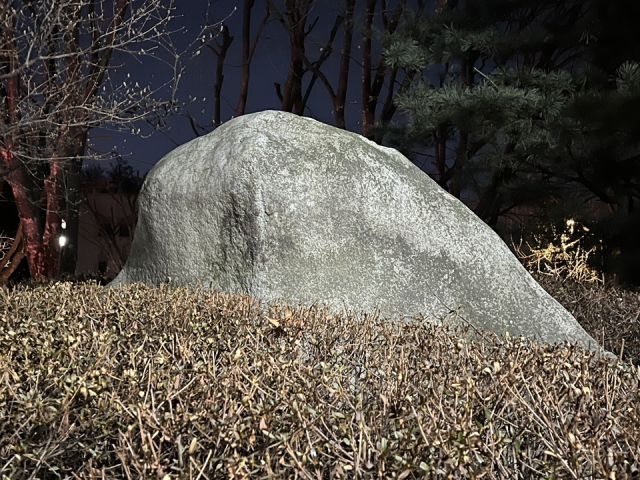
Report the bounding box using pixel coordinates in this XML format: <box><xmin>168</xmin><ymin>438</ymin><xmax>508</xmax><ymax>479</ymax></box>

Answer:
<box><xmin>511</xmin><ymin>218</ymin><xmax>640</xmax><ymax>365</ymax></box>
<box><xmin>513</xmin><ymin>219</ymin><xmax>605</xmax><ymax>285</ymax></box>
<box><xmin>535</xmin><ymin>274</ymin><xmax>640</xmax><ymax>366</ymax></box>
<box><xmin>0</xmin><ymin>281</ymin><xmax>638</xmax><ymax>479</ymax></box>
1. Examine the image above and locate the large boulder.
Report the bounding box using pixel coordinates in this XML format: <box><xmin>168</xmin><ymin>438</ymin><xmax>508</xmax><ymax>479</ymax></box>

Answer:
<box><xmin>109</xmin><ymin>110</ymin><xmax>606</xmax><ymax>354</ymax></box>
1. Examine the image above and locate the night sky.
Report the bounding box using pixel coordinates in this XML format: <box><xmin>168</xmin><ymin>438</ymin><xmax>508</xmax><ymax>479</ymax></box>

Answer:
<box><xmin>89</xmin><ymin>0</ymin><xmax>379</xmax><ymax>176</ymax></box>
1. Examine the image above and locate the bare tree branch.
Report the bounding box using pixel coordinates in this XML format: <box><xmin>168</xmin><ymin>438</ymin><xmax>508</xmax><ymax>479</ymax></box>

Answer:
<box><xmin>0</xmin><ymin>0</ymin><xmax>201</xmax><ymax>280</ymax></box>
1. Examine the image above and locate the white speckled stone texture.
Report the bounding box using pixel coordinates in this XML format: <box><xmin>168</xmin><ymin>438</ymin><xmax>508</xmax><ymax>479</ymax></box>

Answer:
<box><xmin>109</xmin><ymin>110</ymin><xmax>608</xmax><ymax>356</ymax></box>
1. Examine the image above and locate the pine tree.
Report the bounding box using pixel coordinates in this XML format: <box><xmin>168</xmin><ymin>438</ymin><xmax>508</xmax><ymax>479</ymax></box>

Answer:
<box><xmin>565</xmin><ymin>69</ymin><xmax>640</xmax><ymax>283</ymax></box>
<box><xmin>381</xmin><ymin>0</ymin><xmax>640</xmax><ymax>284</ymax></box>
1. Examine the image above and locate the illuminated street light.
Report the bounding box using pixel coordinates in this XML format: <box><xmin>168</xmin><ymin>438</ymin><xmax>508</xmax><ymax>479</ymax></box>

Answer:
<box><xmin>59</xmin><ymin>218</ymin><xmax>67</xmax><ymax>247</ymax></box>
<box><xmin>58</xmin><ymin>219</ymin><xmax>67</xmax><ymax>276</ymax></box>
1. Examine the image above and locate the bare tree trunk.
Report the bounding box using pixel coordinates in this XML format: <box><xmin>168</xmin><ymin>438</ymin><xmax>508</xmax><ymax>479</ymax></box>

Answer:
<box><xmin>1</xmin><ymin>66</ymin><xmax>61</xmax><ymax>278</ymax></box>
<box><xmin>448</xmin><ymin>52</ymin><xmax>477</xmax><ymax>197</ymax></box>
<box><xmin>361</xmin><ymin>0</ymin><xmax>376</xmax><ymax>138</ymax></box>
<box><xmin>361</xmin><ymin>0</ymin><xmax>406</xmax><ymax>140</ymax></box>
<box><xmin>269</xmin><ymin>0</ymin><xmax>313</xmax><ymax>114</ymax></box>
<box><xmin>235</xmin><ymin>0</ymin><xmax>270</xmax><ymax>117</ymax></box>
<box><xmin>448</xmin><ymin>131</ymin><xmax>467</xmax><ymax>198</ymax></box>
<box><xmin>0</xmin><ymin>222</ymin><xmax>26</xmax><ymax>283</ymax></box>
<box><xmin>237</xmin><ymin>0</ymin><xmax>255</xmax><ymax>116</ymax></box>
<box><xmin>434</xmin><ymin>125</ymin><xmax>448</xmax><ymax>188</ymax></box>
<box><xmin>282</xmin><ymin>15</ymin><xmax>307</xmax><ymax>113</ymax></box>
<box><xmin>474</xmin><ymin>143</ymin><xmax>515</xmax><ymax>226</ymax></box>
<box><xmin>270</xmin><ymin>0</ymin><xmax>408</xmax><ymax>132</ymax></box>
<box><xmin>271</xmin><ymin>3</ymin><xmax>347</xmax><ymax>126</ymax></box>
<box><xmin>332</xmin><ymin>0</ymin><xmax>355</xmax><ymax>129</ymax></box>
<box><xmin>5</xmin><ymin>158</ymin><xmax>61</xmax><ymax>279</ymax></box>
<box><xmin>474</xmin><ymin>167</ymin><xmax>512</xmax><ymax>227</ymax></box>
<box><xmin>1</xmin><ymin>0</ymin><xmax>181</xmax><ymax>281</ymax></box>
<box><xmin>208</xmin><ymin>25</ymin><xmax>233</xmax><ymax>126</ymax></box>
<box><xmin>1</xmin><ymin>1</ymin><xmax>129</xmax><ymax>279</ymax></box>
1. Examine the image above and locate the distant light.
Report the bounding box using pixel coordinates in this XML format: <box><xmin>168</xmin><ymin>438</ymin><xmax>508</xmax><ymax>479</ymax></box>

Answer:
<box><xmin>59</xmin><ymin>235</ymin><xmax>67</xmax><ymax>247</ymax></box>
<box><xmin>61</xmin><ymin>220</ymin><xmax>66</xmax><ymax>229</ymax></box>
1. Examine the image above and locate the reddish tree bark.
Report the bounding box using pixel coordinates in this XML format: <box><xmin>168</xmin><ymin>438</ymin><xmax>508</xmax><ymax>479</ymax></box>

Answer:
<box><xmin>0</xmin><ymin>222</ymin><xmax>25</xmax><ymax>282</ymax></box>
<box><xmin>0</xmin><ymin>0</ymin><xmax>177</xmax><ymax>280</ymax></box>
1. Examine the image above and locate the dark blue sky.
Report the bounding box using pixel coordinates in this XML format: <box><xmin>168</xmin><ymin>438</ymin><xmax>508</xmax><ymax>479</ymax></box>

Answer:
<box><xmin>89</xmin><ymin>0</ymin><xmax>389</xmax><ymax>176</ymax></box>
